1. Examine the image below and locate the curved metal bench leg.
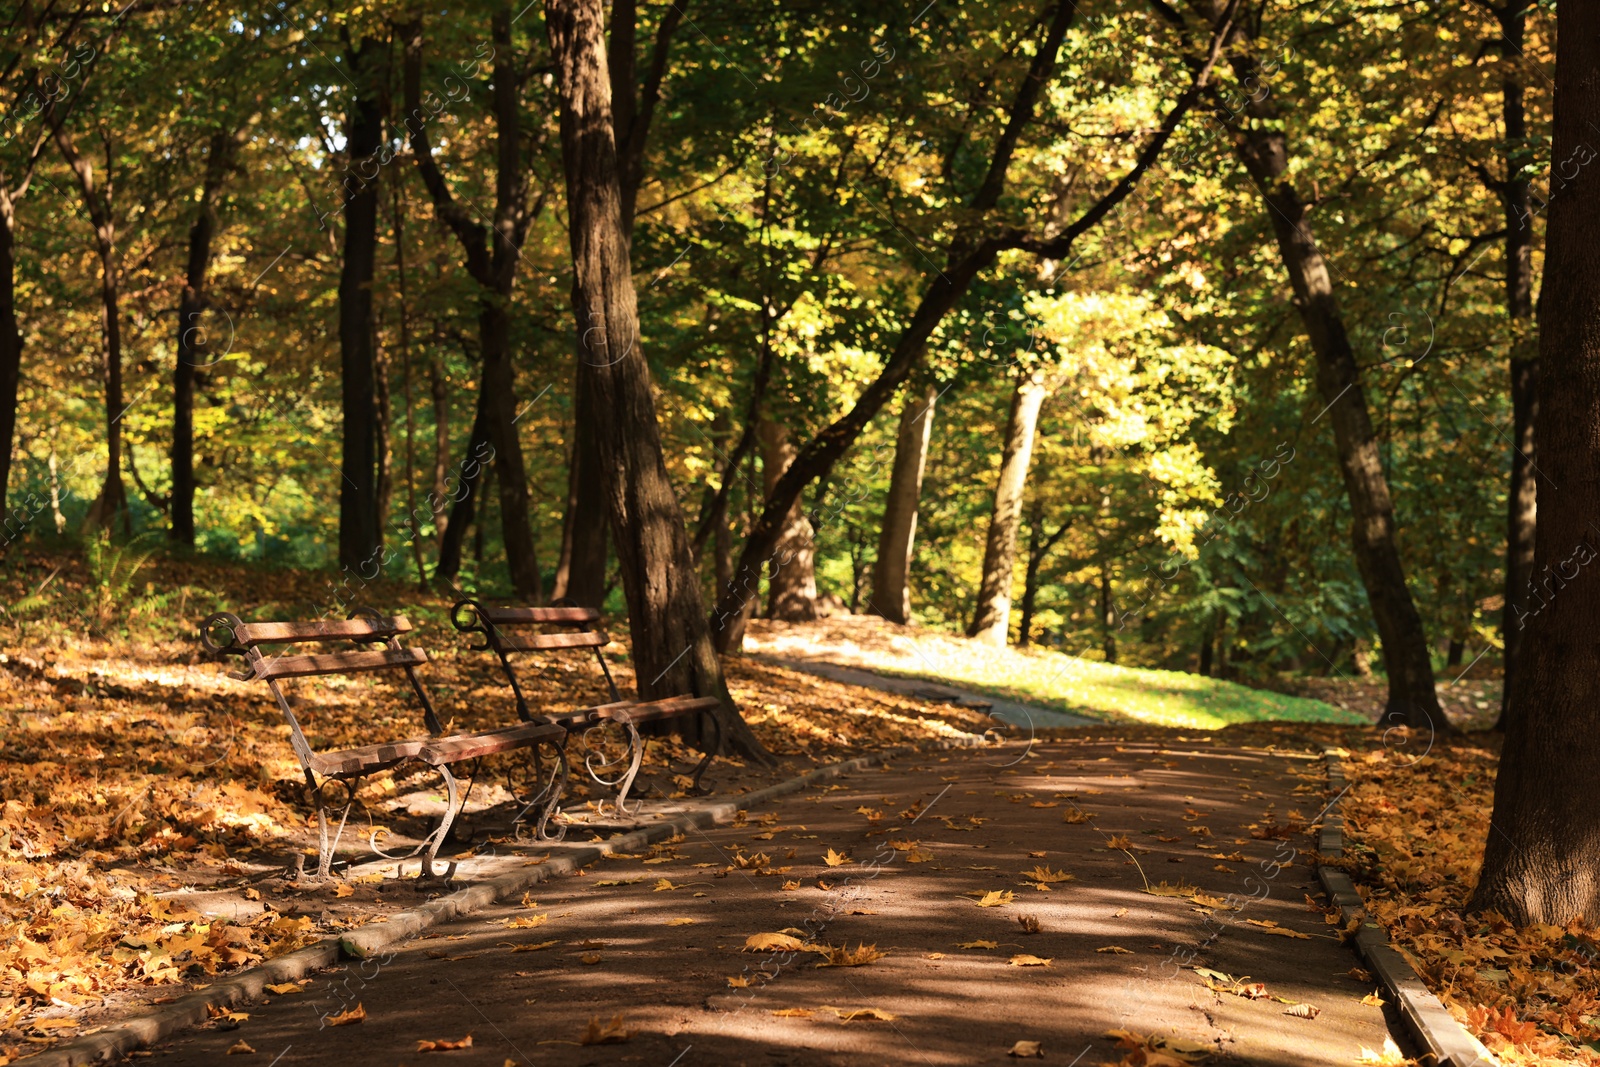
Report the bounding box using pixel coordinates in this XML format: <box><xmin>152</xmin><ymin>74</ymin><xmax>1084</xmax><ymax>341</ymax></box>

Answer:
<box><xmin>600</xmin><ymin>720</ymin><xmax>645</xmax><ymax>818</ymax></box>
<box><xmin>535</xmin><ymin>742</ymin><xmax>571</xmax><ymax>843</ymax></box>
<box><xmin>688</xmin><ymin>708</ymin><xmax>722</xmax><ymax>796</ymax></box>
<box><xmin>416</xmin><ymin>763</ymin><xmax>462</xmax><ymax>884</ymax></box>
<box><xmin>313</xmin><ymin>778</ymin><xmax>357</xmax><ymax>881</ymax></box>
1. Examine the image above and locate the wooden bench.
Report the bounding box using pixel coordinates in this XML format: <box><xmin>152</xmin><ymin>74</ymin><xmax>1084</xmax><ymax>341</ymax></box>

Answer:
<box><xmin>200</xmin><ymin>606</ymin><xmax>570</xmax><ymax>881</ymax></box>
<box><xmin>450</xmin><ymin>599</ymin><xmax>722</xmax><ymax>816</ymax></box>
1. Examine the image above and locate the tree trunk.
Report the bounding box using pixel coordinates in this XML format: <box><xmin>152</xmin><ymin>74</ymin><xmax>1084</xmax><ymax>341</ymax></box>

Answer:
<box><xmin>759</xmin><ymin>418</ymin><xmax>817</xmax><ymax>621</ymax></box>
<box><xmin>1229</xmin><ymin>60</ymin><xmax>1444</xmax><ymax>732</ymax></box>
<box><xmin>1017</xmin><ymin>507</ymin><xmax>1068</xmax><ymax>648</ymax></box>
<box><xmin>553</xmin><ymin>383</ymin><xmax>609</xmax><ymax>606</ymax></box>
<box><xmin>1100</xmin><ymin>566</ymin><xmax>1117</xmax><ymax>664</ymax></box>
<box><xmin>0</xmin><ymin>199</ymin><xmax>19</xmax><ymax>537</ymax></box>
<box><xmin>968</xmin><ymin>370</ymin><xmax>1050</xmax><ymax>645</ymax></box>
<box><xmin>1469</xmin><ymin>0</ymin><xmax>1600</xmax><ymax>926</ymax></box>
<box><xmin>1496</xmin><ymin>0</ymin><xmax>1538</xmax><ymax>732</ymax></box>
<box><xmin>338</xmin><ymin>38</ymin><xmax>385</xmax><ymax>576</ymax></box>
<box><xmin>1199</xmin><ymin>617</ymin><xmax>1215</xmax><ymax>677</ymax></box>
<box><xmin>544</xmin><ymin>0</ymin><xmax>767</xmax><ymax>760</ymax></box>
<box><xmin>53</xmin><ymin>126</ymin><xmax>128</xmax><ymax>533</ymax></box>
<box><xmin>172</xmin><ymin>131</ymin><xmax>234</xmax><ymax>547</ymax></box>
<box><xmin>434</xmin><ymin>404</ymin><xmax>490</xmax><ymax>585</ymax></box>
<box><xmin>870</xmin><ymin>383</ymin><xmax>938</xmax><ymax>624</ymax></box>
<box><xmin>404</xmin><ymin>13</ymin><xmax>542</xmax><ymax>600</ymax></box>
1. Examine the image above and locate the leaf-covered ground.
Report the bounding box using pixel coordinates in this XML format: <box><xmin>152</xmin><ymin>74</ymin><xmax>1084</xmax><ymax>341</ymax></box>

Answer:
<box><xmin>1339</xmin><ymin>736</ymin><xmax>1600</xmax><ymax>1065</ymax></box>
<box><xmin>0</xmin><ymin>549</ymin><xmax>996</xmax><ymax>1052</ymax></box>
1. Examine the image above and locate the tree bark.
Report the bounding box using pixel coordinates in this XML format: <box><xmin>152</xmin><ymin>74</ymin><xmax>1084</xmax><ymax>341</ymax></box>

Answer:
<box><xmin>172</xmin><ymin>131</ymin><xmax>235</xmax><ymax>547</ymax></box>
<box><xmin>552</xmin><ymin>380</ymin><xmax>610</xmax><ymax>606</ymax></box>
<box><xmin>405</xmin><ymin>14</ymin><xmax>543</xmax><ymax>600</ymax></box>
<box><xmin>1228</xmin><ymin>56</ymin><xmax>1445</xmax><ymax>732</ymax></box>
<box><xmin>53</xmin><ymin>125</ymin><xmax>128</xmax><ymax>533</ymax></box>
<box><xmin>434</xmin><ymin>404</ymin><xmax>489</xmax><ymax>585</ymax></box>
<box><xmin>337</xmin><ymin>37</ymin><xmax>385</xmax><ymax>575</ymax></box>
<box><xmin>968</xmin><ymin>370</ymin><xmax>1050</xmax><ymax>645</ymax></box>
<box><xmin>1494</xmin><ymin>0</ymin><xmax>1539</xmax><ymax>732</ymax></box>
<box><xmin>429</xmin><ymin>356</ymin><xmax>450</xmax><ymax>546</ymax></box>
<box><xmin>1100</xmin><ymin>566</ymin><xmax>1118</xmax><ymax>664</ymax></box>
<box><xmin>759</xmin><ymin>418</ymin><xmax>817</xmax><ymax>621</ymax></box>
<box><xmin>0</xmin><ymin>197</ymin><xmax>19</xmax><ymax>537</ymax></box>
<box><xmin>1017</xmin><ymin>508</ymin><xmax>1069</xmax><ymax>647</ymax></box>
<box><xmin>870</xmin><ymin>383</ymin><xmax>938</xmax><ymax>624</ymax></box>
<box><xmin>1469</xmin><ymin>0</ymin><xmax>1600</xmax><ymax>927</ymax></box>
<box><xmin>544</xmin><ymin>0</ymin><xmax>767</xmax><ymax>760</ymax></box>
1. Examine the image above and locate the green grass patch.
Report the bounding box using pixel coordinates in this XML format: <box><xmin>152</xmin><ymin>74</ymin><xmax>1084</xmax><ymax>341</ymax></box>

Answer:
<box><xmin>862</xmin><ymin>643</ymin><xmax>1365</xmax><ymax>729</ymax></box>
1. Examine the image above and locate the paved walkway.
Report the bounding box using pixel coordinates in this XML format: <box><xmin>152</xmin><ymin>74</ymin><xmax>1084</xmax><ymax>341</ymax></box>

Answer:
<box><xmin>758</xmin><ymin>654</ymin><xmax>1099</xmax><ymax>729</ymax></box>
<box><xmin>143</xmin><ymin>741</ymin><xmax>1394</xmax><ymax>1066</ymax></box>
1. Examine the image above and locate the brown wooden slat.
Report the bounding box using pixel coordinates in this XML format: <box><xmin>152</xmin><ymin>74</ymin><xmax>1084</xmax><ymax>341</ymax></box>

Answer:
<box><xmin>418</xmin><ymin>721</ymin><xmax>566</xmax><ymax>765</ymax></box>
<box><xmin>308</xmin><ymin>737</ymin><xmax>428</xmax><ymax>778</ymax></box>
<box><xmin>232</xmin><ymin>616</ymin><xmax>412</xmax><ymax>647</ymax></box>
<box><xmin>614</xmin><ymin>694</ymin><xmax>723</xmax><ymax>726</ymax></box>
<box><xmin>478</xmin><ymin>605</ymin><xmax>600</xmax><ymax>626</ymax></box>
<box><xmin>253</xmin><ymin>646</ymin><xmax>428</xmax><ymax>681</ymax></box>
<box><xmin>496</xmin><ymin>630</ymin><xmax>608</xmax><ymax>653</ymax></box>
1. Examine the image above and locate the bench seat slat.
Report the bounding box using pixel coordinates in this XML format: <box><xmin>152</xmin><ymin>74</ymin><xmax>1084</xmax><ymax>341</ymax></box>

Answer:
<box><xmin>479</xmin><ymin>606</ymin><xmax>600</xmax><ymax>625</ymax></box>
<box><xmin>496</xmin><ymin>631</ymin><xmax>608</xmax><ymax>652</ymax></box>
<box><xmin>418</xmin><ymin>721</ymin><xmax>567</xmax><ymax>765</ymax></box>
<box><xmin>308</xmin><ymin>737</ymin><xmax>428</xmax><ymax>778</ymax></box>
<box><xmin>599</xmin><ymin>695</ymin><xmax>721</xmax><ymax>726</ymax></box>
<box><xmin>233</xmin><ymin>616</ymin><xmax>412</xmax><ymax>647</ymax></box>
<box><xmin>254</xmin><ymin>646</ymin><xmax>428</xmax><ymax>681</ymax></box>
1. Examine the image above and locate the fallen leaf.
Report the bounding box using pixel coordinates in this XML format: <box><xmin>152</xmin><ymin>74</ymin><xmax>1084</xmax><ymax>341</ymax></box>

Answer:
<box><xmin>780</xmin><ymin>879</ymin><xmax>802</xmax><ymax>890</ymax></box>
<box><xmin>326</xmin><ymin>1004</ymin><xmax>366</xmax><ymax>1027</ymax></box>
<box><xmin>1145</xmin><ymin>881</ymin><xmax>1198</xmax><ymax>898</ymax></box>
<box><xmin>1283</xmin><ymin>1003</ymin><xmax>1321</xmax><ymax>1019</ymax></box>
<box><xmin>771</xmin><ymin>1008</ymin><xmax>813</xmax><ymax>1017</ymax></box>
<box><xmin>973</xmin><ymin>890</ymin><xmax>1015</xmax><ymax>908</ymax></box>
<box><xmin>1022</xmin><ymin>865</ymin><xmax>1073</xmax><ymax>883</ymax></box>
<box><xmin>958</xmin><ymin>940</ymin><xmax>999</xmax><ymax>950</ymax></box>
<box><xmin>416</xmin><ymin>1035</ymin><xmax>473</xmax><ymax>1051</ymax></box>
<box><xmin>1107</xmin><ymin>834</ymin><xmax>1134</xmax><ymax>849</ymax></box>
<box><xmin>1008</xmin><ymin>1040</ymin><xmax>1045</xmax><ymax>1057</ymax></box>
<box><xmin>1361</xmin><ymin>992</ymin><xmax>1386</xmax><ymax>1006</ymax></box>
<box><xmin>1097</xmin><ymin>946</ymin><xmax>1133</xmax><ymax>954</ymax></box>
<box><xmin>266</xmin><ymin>982</ymin><xmax>305</xmax><ymax>995</ymax></box>
<box><xmin>1016</xmin><ymin>914</ymin><xmax>1041</xmax><ymax>934</ymax></box>
<box><xmin>1063</xmin><ymin>809</ymin><xmax>1093</xmax><ymax>824</ymax></box>
<box><xmin>508</xmin><ymin>940</ymin><xmax>560</xmax><ymax>953</ymax></box>
<box><xmin>1009</xmin><ymin>954</ymin><xmax>1052</xmax><ymax>967</ymax></box>
<box><xmin>579</xmin><ymin>953</ymin><xmax>603</xmax><ymax>965</ymax></box>
<box><xmin>823</xmin><ymin>849</ymin><xmax>852</xmax><ymax>867</ymax></box>
<box><xmin>332</xmin><ymin>883</ymin><xmax>354</xmax><ymax>898</ymax></box>
<box><xmin>815</xmin><ymin>943</ymin><xmax>886</xmax><ymax>967</ymax></box>
<box><xmin>745</xmin><ymin>932</ymin><xmax>806</xmax><ymax>952</ymax></box>
<box><xmin>820</xmin><ymin>1005</ymin><xmax>896</xmax><ymax>1021</ymax></box>
<box><xmin>227</xmin><ymin>1040</ymin><xmax>255</xmax><ymax>1055</ymax></box>
<box><xmin>579</xmin><ymin>1014</ymin><xmax>630</xmax><ymax>1045</ymax></box>
<box><xmin>727</xmin><ymin>976</ymin><xmax>749</xmax><ymax>988</ymax></box>
<box><xmin>505</xmin><ymin>915</ymin><xmax>548</xmax><ymax>929</ymax></box>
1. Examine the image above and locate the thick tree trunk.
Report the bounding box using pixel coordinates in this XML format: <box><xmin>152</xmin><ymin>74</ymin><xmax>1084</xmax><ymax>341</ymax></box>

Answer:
<box><xmin>759</xmin><ymin>418</ymin><xmax>817</xmax><ymax>621</ymax></box>
<box><xmin>478</xmin><ymin>297</ymin><xmax>542</xmax><ymax>600</ymax></box>
<box><xmin>338</xmin><ymin>39</ymin><xmax>385</xmax><ymax>575</ymax></box>
<box><xmin>553</xmin><ymin>380</ymin><xmax>610</xmax><ymax>606</ymax></box>
<box><xmin>0</xmin><ymin>201</ymin><xmax>18</xmax><ymax>536</ymax></box>
<box><xmin>968</xmin><ymin>370</ymin><xmax>1049</xmax><ymax>645</ymax></box>
<box><xmin>544</xmin><ymin>0</ymin><xmax>767</xmax><ymax>760</ymax></box>
<box><xmin>870</xmin><ymin>383</ymin><xmax>938</xmax><ymax>624</ymax></box>
<box><xmin>1230</xmin><ymin>65</ymin><xmax>1444</xmax><ymax>732</ymax></box>
<box><xmin>1496</xmin><ymin>0</ymin><xmax>1538</xmax><ymax>732</ymax></box>
<box><xmin>172</xmin><ymin>131</ymin><xmax>234</xmax><ymax>547</ymax></box>
<box><xmin>1470</xmin><ymin>0</ymin><xmax>1600</xmax><ymax>926</ymax></box>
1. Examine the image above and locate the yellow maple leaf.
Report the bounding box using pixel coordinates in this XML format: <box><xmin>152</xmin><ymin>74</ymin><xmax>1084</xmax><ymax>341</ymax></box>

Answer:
<box><xmin>957</xmin><ymin>940</ymin><xmax>999</xmax><ymax>949</ymax></box>
<box><xmin>823</xmin><ymin>849</ymin><xmax>852</xmax><ymax>867</ymax></box>
<box><xmin>744</xmin><ymin>932</ymin><xmax>806</xmax><ymax>952</ymax></box>
<box><xmin>974</xmin><ymin>890</ymin><xmax>1015</xmax><ymax>907</ymax></box>
<box><xmin>1009</xmin><ymin>954</ymin><xmax>1053</xmax><ymax>967</ymax></box>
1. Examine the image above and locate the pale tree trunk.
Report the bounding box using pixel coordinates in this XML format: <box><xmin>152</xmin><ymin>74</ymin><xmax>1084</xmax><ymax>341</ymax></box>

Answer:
<box><xmin>759</xmin><ymin>418</ymin><xmax>817</xmax><ymax>621</ymax></box>
<box><xmin>1227</xmin><ymin>49</ymin><xmax>1445</xmax><ymax>732</ymax></box>
<box><xmin>968</xmin><ymin>370</ymin><xmax>1050</xmax><ymax>645</ymax></box>
<box><xmin>870</xmin><ymin>383</ymin><xmax>938</xmax><ymax>624</ymax></box>
<box><xmin>544</xmin><ymin>0</ymin><xmax>767</xmax><ymax>760</ymax></box>
<box><xmin>1492</xmin><ymin>0</ymin><xmax>1538</xmax><ymax>732</ymax></box>
<box><xmin>53</xmin><ymin>126</ymin><xmax>129</xmax><ymax>534</ymax></box>
<box><xmin>1470</xmin><ymin>0</ymin><xmax>1600</xmax><ymax>926</ymax></box>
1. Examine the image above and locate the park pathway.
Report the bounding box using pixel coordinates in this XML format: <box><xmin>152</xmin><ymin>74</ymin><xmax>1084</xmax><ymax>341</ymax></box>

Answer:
<box><xmin>143</xmin><ymin>740</ymin><xmax>1396</xmax><ymax>1066</ymax></box>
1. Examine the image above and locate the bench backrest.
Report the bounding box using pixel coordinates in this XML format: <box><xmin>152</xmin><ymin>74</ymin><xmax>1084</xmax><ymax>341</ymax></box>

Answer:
<box><xmin>450</xmin><ymin>599</ymin><xmax>621</xmax><ymax>720</ymax></box>
<box><xmin>201</xmin><ymin>607</ymin><xmax>442</xmax><ymax>777</ymax></box>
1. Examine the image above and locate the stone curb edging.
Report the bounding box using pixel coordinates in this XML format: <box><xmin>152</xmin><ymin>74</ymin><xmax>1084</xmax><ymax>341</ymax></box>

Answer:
<box><xmin>1317</xmin><ymin>748</ymin><xmax>1496</xmax><ymax>1067</ymax></box>
<box><xmin>27</xmin><ymin>748</ymin><xmax>917</xmax><ymax>1066</ymax></box>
